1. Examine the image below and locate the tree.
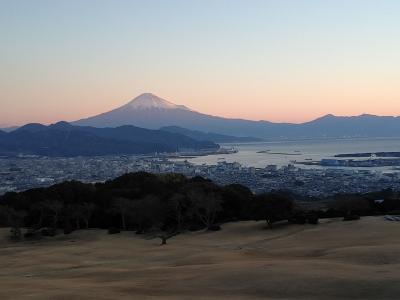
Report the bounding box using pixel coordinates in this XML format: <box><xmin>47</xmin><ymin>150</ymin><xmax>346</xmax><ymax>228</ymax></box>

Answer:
<box><xmin>34</xmin><ymin>200</ymin><xmax>63</xmax><ymax>230</ymax></box>
<box><xmin>30</xmin><ymin>201</ymin><xmax>46</xmax><ymax>229</ymax></box>
<box><xmin>169</xmin><ymin>193</ymin><xmax>187</xmax><ymax>231</ymax></box>
<box><xmin>157</xmin><ymin>232</ymin><xmax>179</xmax><ymax>246</ymax></box>
<box><xmin>160</xmin><ymin>173</ymin><xmax>187</xmax><ymax>186</ymax></box>
<box><xmin>81</xmin><ymin>202</ymin><xmax>96</xmax><ymax>229</ymax></box>
<box><xmin>254</xmin><ymin>193</ymin><xmax>294</xmax><ymax>228</ymax></box>
<box><xmin>47</xmin><ymin>200</ymin><xmax>63</xmax><ymax>230</ymax></box>
<box><xmin>64</xmin><ymin>202</ymin><xmax>95</xmax><ymax>230</ymax></box>
<box><xmin>331</xmin><ymin>197</ymin><xmax>372</xmax><ymax>216</ymax></box>
<box><xmin>112</xmin><ymin>197</ymin><xmax>134</xmax><ymax>230</ymax></box>
<box><xmin>0</xmin><ymin>205</ymin><xmax>26</xmax><ymax>240</ymax></box>
<box><xmin>221</xmin><ymin>184</ymin><xmax>253</xmax><ymax>221</ymax></box>
<box><xmin>65</xmin><ymin>204</ymin><xmax>83</xmax><ymax>229</ymax></box>
<box><xmin>188</xmin><ymin>188</ymin><xmax>222</xmax><ymax>230</ymax></box>
<box><xmin>132</xmin><ymin>195</ymin><xmax>166</xmax><ymax>233</ymax></box>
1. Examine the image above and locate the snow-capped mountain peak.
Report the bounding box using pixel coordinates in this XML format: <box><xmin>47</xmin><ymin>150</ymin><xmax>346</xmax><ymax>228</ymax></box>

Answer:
<box><xmin>122</xmin><ymin>93</ymin><xmax>190</xmax><ymax>111</ymax></box>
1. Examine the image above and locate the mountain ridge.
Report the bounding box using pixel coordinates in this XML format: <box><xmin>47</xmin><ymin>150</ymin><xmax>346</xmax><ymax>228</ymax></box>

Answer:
<box><xmin>74</xmin><ymin>93</ymin><xmax>400</xmax><ymax>139</ymax></box>
<box><xmin>0</xmin><ymin>122</ymin><xmax>218</xmax><ymax>157</ymax></box>
<box><xmin>160</xmin><ymin>126</ymin><xmax>264</xmax><ymax>143</ymax></box>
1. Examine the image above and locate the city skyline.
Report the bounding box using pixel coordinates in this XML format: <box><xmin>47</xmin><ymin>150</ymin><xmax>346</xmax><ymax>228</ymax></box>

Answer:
<box><xmin>1</xmin><ymin>0</ymin><xmax>400</xmax><ymax>125</ymax></box>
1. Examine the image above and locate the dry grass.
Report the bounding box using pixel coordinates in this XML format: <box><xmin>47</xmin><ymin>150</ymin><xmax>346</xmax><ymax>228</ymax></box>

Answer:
<box><xmin>0</xmin><ymin>217</ymin><xmax>399</xmax><ymax>299</ymax></box>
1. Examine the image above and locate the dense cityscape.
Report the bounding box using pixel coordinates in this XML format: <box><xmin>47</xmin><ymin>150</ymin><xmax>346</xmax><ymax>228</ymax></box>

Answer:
<box><xmin>2</xmin><ymin>154</ymin><xmax>400</xmax><ymax>198</ymax></box>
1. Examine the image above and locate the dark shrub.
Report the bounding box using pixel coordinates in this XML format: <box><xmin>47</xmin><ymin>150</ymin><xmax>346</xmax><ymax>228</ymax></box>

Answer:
<box><xmin>9</xmin><ymin>228</ymin><xmax>22</xmax><ymax>241</ymax></box>
<box><xmin>188</xmin><ymin>223</ymin><xmax>204</xmax><ymax>232</ymax></box>
<box><xmin>324</xmin><ymin>208</ymin><xmax>343</xmax><ymax>218</ymax></box>
<box><xmin>253</xmin><ymin>193</ymin><xmax>294</xmax><ymax>228</ymax></box>
<box><xmin>332</xmin><ymin>197</ymin><xmax>372</xmax><ymax>216</ymax></box>
<box><xmin>307</xmin><ymin>213</ymin><xmax>319</xmax><ymax>224</ymax></box>
<box><xmin>207</xmin><ymin>224</ymin><xmax>221</xmax><ymax>231</ymax></box>
<box><xmin>289</xmin><ymin>212</ymin><xmax>307</xmax><ymax>224</ymax></box>
<box><xmin>41</xmin><ymin>228</ymin><xmax>56</xmax><ymax>237</ymax></box>
<box><xmin>108</xmin><ymin>227</ymin><xmax>120</xmax><ymax>234</ymax></box>
<box><xmin>24</xmin><ymin>229</ymin><xmax>40</xmax><ymax>240</ymax></box>
<box><xmin>63</xmin><ymin>226</ymin><xmax>74</xmax><ymax>235</ymax></box>
<box><xmin>343</xmin><ymin>214</ymin><xmax>360</xmax><ymax>221</ymax></box>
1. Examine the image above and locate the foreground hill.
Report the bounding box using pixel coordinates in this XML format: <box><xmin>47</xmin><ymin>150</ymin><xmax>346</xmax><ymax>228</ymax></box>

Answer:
<box><xmin>0</xmin><ymin>122</ymin><xmax>218</xmax><ymax>157</ymax></box>
<box><xmin>0</xmin><ymin>217</ymin><xmax>399</xmax><ymax>299</ymax></box>
<box><xmin>74</xmin><ymin>93</ymin><xmax>400</xmax><ymax>139</ymax></box>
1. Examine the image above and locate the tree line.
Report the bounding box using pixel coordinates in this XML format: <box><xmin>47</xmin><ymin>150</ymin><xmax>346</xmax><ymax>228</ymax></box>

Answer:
<box><xmin>0</xmin><ymin>172</ymin><xmax>399</xmax><ymax>242</ymax></box>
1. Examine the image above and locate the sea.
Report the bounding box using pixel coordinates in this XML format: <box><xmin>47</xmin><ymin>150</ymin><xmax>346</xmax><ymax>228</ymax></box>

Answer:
<box><xmin>181</xmin><ymin>137</ymin><xmax>400</xmax><ymax>172</ymax></box>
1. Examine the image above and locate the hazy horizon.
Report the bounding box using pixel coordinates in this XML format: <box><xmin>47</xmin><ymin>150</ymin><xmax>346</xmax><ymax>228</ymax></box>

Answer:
<box><xmin>2</xmin><ymin>91</ymin><xmax>400</xmax><ymax>128</ymax></box>
<box><xmin>1</xmin><ymin>0</ymin><xmax>400</xmax><ymax>125</ymax></box>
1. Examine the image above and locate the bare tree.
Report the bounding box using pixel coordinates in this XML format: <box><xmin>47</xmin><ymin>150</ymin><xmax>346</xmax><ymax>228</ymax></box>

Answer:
<box><xmin>113</xmin><ymin>197</ymin><xmax>133</xmax><ymax>230</ymax></box>
<box><xmin>0</xmin><ymin>206</ymin><xmax>26</xmax><ymax>241</ymax></box>
<box><xmin>169</xmin><ymin>193</ymin><xmax>187</xmax><ymax>231</ymax></box>
<box><xmin>49</xmin><ymin>200</ymin><xmax>63</xmax><ymax>230</ymax></box>
<box><xmin>65</xmin><ymin>204</ymin><xmax>83</xmax><ymax>229</ymax></box>
<box><xmin>37</xmin><ymin>200</ymin><xmax>63</xmax><ymax>230</ymax></box>
<box><xmin>65</xmin><ymin>202</ymin><xmax>96</xmax><ymax>230</ymax></box>
<box><xmin>81</xmin><ymin>202</ymin><xmax>96</xmax><ymax>229</ymax></box>
<box><xmin>132</xmin><ymin>195</ymin><xmax>165</xmax><ymax>232</ymax></box>
<box><xmin>188</xmin><ymin>189</ymin><xmax>222</xmax><ymax>230</ymax></box>
<box><xmin>157</xmin><ymin>232</ymin><xmax>179</xmax><ymax>246</ymax></box>
<box><xmin>31</xmin><ymin>202</ymin><xmax>46</xmax><ymax>229</ymax></box>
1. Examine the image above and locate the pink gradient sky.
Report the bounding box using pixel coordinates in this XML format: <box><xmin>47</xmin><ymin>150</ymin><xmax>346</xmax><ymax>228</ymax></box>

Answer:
<box><xmin>1</xmin><ymin>1</ymin><xmax>399</xmax><ymax>126</ymax></box>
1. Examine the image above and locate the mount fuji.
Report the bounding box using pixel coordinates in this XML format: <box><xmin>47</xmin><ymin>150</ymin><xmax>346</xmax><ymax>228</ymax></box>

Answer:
<box><xmin>74</xmin><ymin>93</ymin><xmax>400</xmax><ymax>139</ymax></box>
<box><xmin>117</xmin><ymin>93</ymin><xmax>191</xmax><ymax>111</ymax></box>
<box><xmin>74</xmin><ymin>93</ymin><xmax>212</xmax><ymax>129</ymax></box>
<box><xmin>74</xmin><ymin>93</ymin><xmax>279</xmax><ymax>137</ymax></box>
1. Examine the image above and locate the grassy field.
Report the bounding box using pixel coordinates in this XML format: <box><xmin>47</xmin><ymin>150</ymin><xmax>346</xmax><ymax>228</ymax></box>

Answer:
<box><xmin>0</xmin><ymin>217</ymin><xmax>399</xmax><ymax>299</ymax></box>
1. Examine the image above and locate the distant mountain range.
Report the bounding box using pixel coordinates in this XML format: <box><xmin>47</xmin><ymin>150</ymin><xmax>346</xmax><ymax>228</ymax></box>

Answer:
<box><xmin>160</xmin><ymin>126</ymin><xmax>263</xmax><ymax>143</ymax></box>
<box><xmin>0</xmin><ymin>122</ymin><xmax>218</xmax><ymax>157</ymax></box>
<box><xmin>74</xmin><ymin>93</ymin><xmax>400</xmax><ymax>139</ymax></box>
<box><xmin>0</xmin><ymin>126</ymin><xmax>19</xmax><ymax>133</ymax></box>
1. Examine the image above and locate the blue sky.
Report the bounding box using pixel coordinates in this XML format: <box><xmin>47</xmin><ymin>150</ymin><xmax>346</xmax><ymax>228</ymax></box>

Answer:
<box><xmin>1</xmin><ymin>0</ymin><xmax>399</xmax><ymax>125</ymax></box>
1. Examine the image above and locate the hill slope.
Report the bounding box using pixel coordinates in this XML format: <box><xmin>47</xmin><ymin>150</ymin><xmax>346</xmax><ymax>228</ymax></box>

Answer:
<box><xmin>0</xmin><ymin>122</ymin><xmax>218</xmax><ymax>157</ymax></box>
<box><xmin>1</xmin><ymin>217</ymin><xmax>399</xmax><ymax>299</ymax></box>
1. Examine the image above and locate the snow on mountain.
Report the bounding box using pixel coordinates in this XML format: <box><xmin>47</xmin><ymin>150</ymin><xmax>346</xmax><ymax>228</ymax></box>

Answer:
<box><xmin>119</xmin><ymin>93</ymin><xmax>190</xmax><ymax>111</ymax></box>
